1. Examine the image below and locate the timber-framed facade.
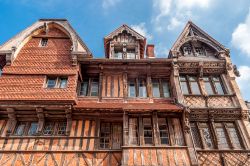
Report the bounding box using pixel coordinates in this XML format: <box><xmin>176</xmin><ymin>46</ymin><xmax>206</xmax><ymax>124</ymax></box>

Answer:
<box><xmin>0</xmin><ymin>19</ymin><xmax>249</xmax><ymax>165</ymax></box>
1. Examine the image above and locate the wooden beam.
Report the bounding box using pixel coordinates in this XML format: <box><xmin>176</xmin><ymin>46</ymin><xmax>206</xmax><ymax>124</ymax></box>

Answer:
<box><xmin>36</xmin><ymin>107</ymin><xmax>44</xmax><ymax>135</ymax></box>
<box><xmin>65</xmin><ymin>108</ymin><xmax>72</xmax><ymax>136</ymax></box>
<box><xmin>6</xmin><ymin>108</ymin><xmax>16</xmax><ymax>136</ymax></box>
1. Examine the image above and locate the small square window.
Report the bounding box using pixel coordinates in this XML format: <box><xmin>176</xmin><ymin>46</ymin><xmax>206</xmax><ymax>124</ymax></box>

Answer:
<box><xmin>47</xmin><ymin>78</ymin><xmax>57</xmax><ymax>88</ymax></box>
<box><xmin>43</xmin><ymin>122</ymin><xmax>54</xmax><ymax>135</ymax></box>
<box><xmin>57</xmin><ymin>122</ymin><xmax>67</xmax><ymax>135</ymax></box>
<box><xmin>40</xmin><ymin>38</ymin><xmax>48</xmax><ymax>47</ymax></box>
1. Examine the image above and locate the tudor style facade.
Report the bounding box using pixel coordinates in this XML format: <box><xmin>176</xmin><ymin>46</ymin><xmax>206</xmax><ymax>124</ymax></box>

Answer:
<box><xmin>0</xmin><ymin>19</ymin><xmax>249</xmax><ymax>166</ymax></box>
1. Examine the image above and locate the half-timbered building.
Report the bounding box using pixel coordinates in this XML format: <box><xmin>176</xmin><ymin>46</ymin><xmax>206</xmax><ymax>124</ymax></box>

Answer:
<box><xmin>0</xmin><ymin>19</ymin><xmax>249</xmax><ymax>165</ymax></box>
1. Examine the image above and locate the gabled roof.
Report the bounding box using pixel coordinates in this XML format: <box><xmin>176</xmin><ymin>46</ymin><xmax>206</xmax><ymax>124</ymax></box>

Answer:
<box><xmin>104</xmin><ymin>24</ymin><xmax>146</xmax><ymax>40</ymax></box>
<box><xmin>170</xmin><ymin>21</ymin><xmax>226</xmax><ymax>54</ymax></box>
<box><xmin>0</xmin><ymin>19</ymin><xmax>92</xmax><ymax>63</ymax></box>
<box><xmin>104</xmin><ymin>24</ymin><xmax>146</xmax><ymax>58</ymax></box>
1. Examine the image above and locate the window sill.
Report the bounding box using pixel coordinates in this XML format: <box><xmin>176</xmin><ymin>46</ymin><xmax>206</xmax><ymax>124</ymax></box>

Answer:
<box><xmin>122</xmin><ymin>145</ymin><xmax>188</xmax><ymax>149</ymax></box>
<box><xmin>196</xmin><ymin>149</ymin><xmax>248</xmax><ymax>153</ymax></box>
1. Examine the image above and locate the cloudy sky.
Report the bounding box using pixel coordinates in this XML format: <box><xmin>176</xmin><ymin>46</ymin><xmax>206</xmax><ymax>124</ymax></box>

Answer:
<box><xmin>0</xmin><ymin>0</ymin><xmax>249</xmax><ymax>100</ymax></box>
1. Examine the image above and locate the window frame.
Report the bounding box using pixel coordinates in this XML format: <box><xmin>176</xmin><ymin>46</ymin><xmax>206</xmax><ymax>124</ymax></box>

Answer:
<box><xmin>128</xmin><ymin>77</ymin><xmax>148</xmax><ymax>98</ymax></box>
<box><xmin>180</xmin><ymin>75</ymin><xmax>201</xmax><ymax>95</ymax></box>
<box><xmin>151</xmin><ymin>78</ymin><xmax>171</xmax><ymax>98</ymax></box>
<box><xmin>79</xmin><ymin>77</ymin><xmax>99</xmax><ymax>97</ymax></box>
<box><xmin>40</xmin><ymin>38</ymin><xmax>48</xmax><ymax>47</ymax></box>
<box><xmin>203</xmin><ymin>76</ymin><xmax>226</xmax><ymax>95</ymax></box>
<box><xmin>45</xmin><ymin>76</ymin><xmax>68</xmax><ymax>89</ymax></box>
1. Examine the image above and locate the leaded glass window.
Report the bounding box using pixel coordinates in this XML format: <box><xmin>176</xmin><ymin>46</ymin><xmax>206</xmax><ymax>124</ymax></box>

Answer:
<box><xmin>128</xmin><ymin>78</ymin><xmax>136</xmax><ymax>97</ymax></box>
<box><xmin>28</xmin><ymin>122</ymin><xmax>38</xmax><ymax>136</ymax></box>
<box><xmin>180</xmin><ymin>76</ymin><xmax>189</xmax><ymax>94</ymax></box>
<box><xmin>139</xmin><ymin>78</ymin><xmax>147</xmax><ymax>97</ymax></box>
<box><xmin>158</xmin><ymin>118</ymin><xmax>170</xmax><ymax>145</ymax></box>
<box><xmin>152</xmin><ymin>79</ymin><xmax>160</xmax><ymax>97</ymax></box>
<box><xmin>143</xmin><ymin>118</ymin><xmax>153</xmax><ymax>145</ymax></box>
<box><xmin>226</xmin><ymin>123</ymin><xmax>242</xmax><ymax>149</ymax></box>
<box><xmin>79</xmin><ymin>78</ymin><xmax>99</xmax><ymax>97</ymax></box>
<box><xmin>213</xmin><ymin>77</ymin><xmax>225</xmax><ymax>95</ymax></box>
<box><xmin>57</xmin><ymin>122</ymin><xmax>67</xmax><ymax>135</ymax></box>
<box><xmin>14</xmin><ymin>122</ymin><xmax>26</xmax><ymax>136</ymax></box>
<box><xmin>215</xmin><ymin>123</ymin><xmax>229</xmax><ymax>149</ymax></box>
<box><xmin>100</xmin><ymin>123</ymin><xmax>111</xmax><ymax>149</ymax></box>
<box><xmin>43</xmin><ymin>122</ymin><xmax>54</xmax><ymax>135</ymax></box>
<box><xmin>190</xmin><ymin>123</ymin><xmax>202</xmax><ymax>148</ymax></box>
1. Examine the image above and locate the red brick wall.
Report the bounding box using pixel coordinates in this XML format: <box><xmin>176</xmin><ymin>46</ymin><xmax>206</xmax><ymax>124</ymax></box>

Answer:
<box><xmin>0</xmin><ymin>27</ymin><xmax>78</xmax><ymax>101</ymax></box>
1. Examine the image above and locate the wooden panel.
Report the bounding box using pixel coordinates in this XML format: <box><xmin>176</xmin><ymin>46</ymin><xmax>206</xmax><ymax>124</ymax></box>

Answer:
<box><xmin>113</xmin><ymin>75</ymin><xmax>119</xmax><ymax>97</ymax></box>
<box><xmin>107</xmin><ymin>76</ymin><xmax>111</xmax><ymax>97</ymax></box>
<box><xmin>102</xmin><ymin>75</ymin><xmax>106</xmax><ymax>97</ymax></box>
<box><xmin>119</xmin><ymin>75</ymin><xmax>123</xmax><ymax>97</ymax></box>
<box><xmin>123</xmin><ymin>148</ymin><xmax>191</xmax><ymax>166</ymax></box>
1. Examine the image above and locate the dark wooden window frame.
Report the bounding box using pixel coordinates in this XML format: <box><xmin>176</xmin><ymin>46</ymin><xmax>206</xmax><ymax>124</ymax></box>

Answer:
<box><xmin>190</xmin><ymin>121</ymin><xmax>244</xmax><ymax>150</ymax></box>
<box><xmin>151</xmin><ymin>78</ymin><xmax>171</xmax><ymax>98</ymax></box>
<box><xmin>45</xmin><ymin>76</ymin><xmax>68</xmax><ymax>89</ymax></box>
<box><xmin>13</xmin><ymin>121</ymin><xmax>38</xmax><ymax>136</ymax></box>
<box><xmin>79</xmin><ymin>77</ymin><xmax>99</xmax><ymax>97</ymax></box>
<box><xmin>99</xmin><ymin>122</ymin><xmax>123</xmax><ymax>150</ymax></box>
<box><xmin>203</xmin><ymin>76</ymin><xmax>227</xmax><ymax>95</ymax></box>
<box><xmin>180</xmin><ymin>75</ymin><xmax>201</xmax><ymax>95</ymax></box>
<box><xmin>128</xmin><ymin>77</ymin><xmax>148</xmax><ymax>98</ymax></box>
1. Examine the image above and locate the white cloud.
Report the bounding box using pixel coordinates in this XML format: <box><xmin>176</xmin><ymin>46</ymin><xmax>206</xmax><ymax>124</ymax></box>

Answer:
<box><xmin>236</xmin><ymin>66</ymin><xmax>250</xmax><ymax>100</ymax></box>
<box><xmin>152</xmin><ymin>0</ymin><xmax>212</xmax><ymax>32</ymax></box>
<box><xmin>102</xmin><ymin>0</ymin><xmax>121</xmax><ymax>9</ymax></box>
<box><xmin>154</xmin><ymin>43</ymin><xmax>169</xmax><ymax>58</ymax></box>
<box><xmin>131</xmin><ymin>23</ymin><xmax>153</xmax><ymax>41</ymax></box>
<box><xmin>176</xmin><ymin>0</ymin><xmax>211</xmax><ymax>9</ymax></box>
<box><xmin>232</xmin><ymin>8</ymin><xmax>250</xmax><ymax>57</ymax></box>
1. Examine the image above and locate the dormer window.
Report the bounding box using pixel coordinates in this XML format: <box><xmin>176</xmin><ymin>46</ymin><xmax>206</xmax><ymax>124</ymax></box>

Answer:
<box><xmin>195</xmin><ymin>47</ymin><xmax>205</xmax><ymax>56</ymax></box>
<box><xmin>183</xmin><ymin>46</ymin><xmax>192</xmax><ymax>56</ymax></box>
<box><xmin>114</xmin><ymin>47</ymin><xmax>123</xmax><ymax>59</ymax></box>
<box><xmin>127</xmin><ymin>48</ymin><xmax>136</xmax><ymax>59</ymax></box>
<box><xmin>40</xmin><ymin>38</ymin><xmax>48</xmax><ymax>47</ymax></box>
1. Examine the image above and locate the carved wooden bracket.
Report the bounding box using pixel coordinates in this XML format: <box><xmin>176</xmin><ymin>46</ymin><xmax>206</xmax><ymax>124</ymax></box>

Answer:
<box><xmin>198</xmin><ymin>62</ymin><xmax>204</xmax><ymax>78</ymax></box>
<box><xmin>36</xmin><ymin>107</ymin><xmax>44</xmax><ymax>135</ymax></box>
<box><xmin>6</xmin><ymin>108</ymin><xmax>16</xmax><ymax>136</ymax></box>
<box><xmin>65</xmin><ymin>108</ymin><xmax>72</xmax><ymax>136</ymax></box>
<box><xmin>183</xmin><ymin>108</ymin><xmax>191</xmax><ymax>134</ymax></box>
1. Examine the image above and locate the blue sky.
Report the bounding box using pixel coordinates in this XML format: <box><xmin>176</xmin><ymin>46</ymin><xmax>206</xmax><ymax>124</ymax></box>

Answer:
<box><xmin>0</xmin><ymin>0</ymin><xmax>250</xmax><ymax>101</ymax></box>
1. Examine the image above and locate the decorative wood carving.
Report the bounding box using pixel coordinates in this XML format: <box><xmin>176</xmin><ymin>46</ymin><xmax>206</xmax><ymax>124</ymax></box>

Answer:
<box><xmin>6</xmin><ymin>108</ymin><xmax>16</xmax><ymax>136</ymax></box>
<box><xmin>36</xmin><ymin>107</ymin><xmax>44</xmax><ymax>135</ymax></box>
<box><xmin>65</xmin><ymin>108</ymin><xmax>72</xmax><ymax>136</ymax></box>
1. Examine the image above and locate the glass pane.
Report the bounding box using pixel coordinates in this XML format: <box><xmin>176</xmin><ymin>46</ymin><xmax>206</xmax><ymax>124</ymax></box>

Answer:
<box><xmin>180</xmin><ymin>81</ymin><xmax>189</xmax><ymax>94</ymax></box>
<box><xmin>41</xmin><ymin>38</ymin><xmax>48</xmax><ymax>47</ymax></box>
<box><xmin>91</xmin><ymin>79</ymin><xmax>99</xmax><ymax>96</ymax></box>
<box><xmin>143</xmin><ymin>118</ymin><xmax>153</xmax><ymax>144</ymax></box>
<box><xmin>190</xmin><ymin>81</ymin><xmax>200</xmax><ymax>95</ymax></box>
<box><xmin>0</xmin><ymin>68</ymin><xmax>2</xmax><ymax>76</ymax></box>
<box><xmin>114</xmin><ymin>52</ymin><xmax>123</xmax><ymax>59</ymax></box>
<box><xmin>190</xmin><ymin>123</ymin><xmax>202</xmax><ymax>148</ymax></box>
<box><xmin>158</xmin><ymin>118</ymin><xmax>169</xmax><ymax>145</ymax></box>
<box><xmin>15</xmin><ymin>123</ymin><xmax>26</xmax><ymax>136</ymax></box>
<box><xmin>152</xmin><ymin>79</ymin><xmax>160</xmax><ymax>97</ymax></box>
<box><xmin>139</xmin><ymin>78</ymin><xmax>147</xmax><ymax>98</ymax></box>
<box><xmin>47</xmin><ymin>78</ymin><xmax>56</xmax><ymax>88</ymax></box>
<box><xmin>100</xmin><ymin>123</ymin><xmax>110</xmax><ymax>149</ymax></box>
<box><xmin>127</xmin><ymin>53</ymin><xmax>136</xmax><ymax>59</ymax></box>
<box><xmin>205</xmin><ymin>81</ymin><xmax>214</xmax><ymax>95</ymax></box>
<box><xmin>215</xmin><ymin>82</ymin><xmax>224</xmax><ymax>95</ymax></box>
<box><xmin>129</xmin><ymin>118</ymin><xmax>138</xmax><ymax>145</ymax></box>
<box><xmin>28</xmin><ymin>122</ymin><xmax>38</xmax><ymax>136</ymax></box>
<box><xmin>43</xmin><ymin>122</ymin><xmax>54</xmax><ymax>135</ymax></box>
<box><xmin>216</xmin><ymin>124</ymin><xmax>229</xmax><ymax>149</ymax></box>
<box><xmin>80</xmin><ymin>81</ymin><xmax>88</xmax><ymax>96</ymax></box>
<box><xmin>57</xmin><ymin>122</ymin><xmax>67</xmax><ymax>135</ymax></box>
<box><xmin>162</xmin><ymin>80</ymin><xmax>170</xmax><ymax>97</ymax></box>
<box><xmin>128</xmin><ymin>79</ymin><xmax>136</xmax><ymax>97</ymax></box>
<box><xmin>201</xmin><ymin>127</ymin><xmax>214</xmax><ymax>149</ymax></box>
<box><xmin>59</xmin><ymin>78</ymin><xmax>67</xmax><ymax>88</ymax></box>
<box><xmin>227</xmin><ymin>123</ymin><xmax>242</xmax><ymax>149</ymax></box>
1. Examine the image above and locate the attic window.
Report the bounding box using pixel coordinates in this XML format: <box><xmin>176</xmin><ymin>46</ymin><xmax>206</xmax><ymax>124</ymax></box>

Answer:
<box><xmin>195</xmin><ymin>47</ymin><xmax>205</xmax><ymax>56</ymax></box>
<box><xmin>40</xmin><ymin>38</ymin><xmax>48</xmax><ymax>47</ymax></box>
<box><xmin>183</xmin><ymin>46</ymin><xmax>192</xmax><ymax>56</ymax></box>
<box><xmin>114</xmin><ymin>47</ymin><xmax>123</xmax><ymax>59</ymax></box>
<box><xmin>127</xmin><ymin>48</ymin><xmax>136</xmax><ymax>59</ymax></box>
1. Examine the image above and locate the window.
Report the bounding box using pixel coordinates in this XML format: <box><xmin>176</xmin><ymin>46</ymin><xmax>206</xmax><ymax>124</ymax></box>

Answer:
<box><xmin>183</xmin><ymin>46</ymin><xmax>192</xmax><ymax>56</ymax></box>
<box><xmin>143</xmin><ymin>118</ymin><xmax>153</xmax><ymax>144</ymax></box>
<box><xmin>190</xmin><ymin>122</ymin><xmax>243</xmax><ymax>150</ymax></box>
<box><xmin>46</xmin><ymin>77</ymin><xmax>68</xmax><ymax>89</ymax></box>
<box><xmin>128</xmin><ymin>118</ymin><xmax>138</xmax><ymax>145</ymax></box>
<box><xmin>195</xmin><ymin>47</ymin><xmax>205</xmax><ymax>56</ymax></box>
<box><xmin>40</xmin><ymin>38</ymin><xmax>48</xmax><ymax>47</ymax></box>
<box><xmin>57</xmin><ymin>122</ymin><xmax>67</xmax><ymax>135</ymax></box>
<box><xmin>0</xmin><ymin>68</ymin><xmax>2</xmax><ymax>76</ymax></box>
<box><xmin>128</xmin><ymin>78</ymin><xmax>147</xmax><ymax>98</ymax></box>
<box><xmin>114</xmin><ymin>47</ymin><xmax>123</xmax><ymax>59</ymax></box>
<box><xmin>100</xmin><ymin>122</ymin><xmax>122</xmax><ymax>149</ymax></box>
<box><xmin>158</xmin><ymin>118</ymin><xmax>170</xmax><ymax>145</ymax></box>
<box><xmin>28</xmin><ymin>122</ymin><xmax>38</xmax><ymax>136</ymax></box>
<box><xmin>215</xmin><ymin>123</ymin><xmax>229</xmax><ymax>149</ymax></box>
<box><xmin>43</xmin><ymin>122</ymin><xmax>54</xmax><ymax>135</ymax></box>
<box><xmin>203</xmin><ymin>76</ymin><xmax>225</xmax><ymax>95</ymax></box>
<box><xmin>199</xmin><ymin>123</ymin><xmax>214</xmax><ymax>149</ymax></box>
<box><xmin>152</xmin><ymin>78</ymin><xmax>170</xmax><ymax>98</ymax></box>
<box><xmin>14</xmin><ymin>122</ymin><xmax>26</xmax><ymax>136</ymax></box>
<box><xmin>190</xmin><ymin>123</ymin><xmax>202</xmax><ymax>148</ymax></box>
<box><xmin>226</xmin><ymin>123</ymin><xmax>243</xmax><ymax>149</ymax></box>
<box><xmin>127</xmin><ymin>48</ymin><xmax>136</xmax><ymax>59</ymax></box>
<box><xmin>180</xmin><ymin>76</ymin><xmax>201</xmax><ymax>95</ymax></box>
<box><xmin>79</xmin><ymin>78</ymin><xmax>99</xmax><ymax>97</ymax></box>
